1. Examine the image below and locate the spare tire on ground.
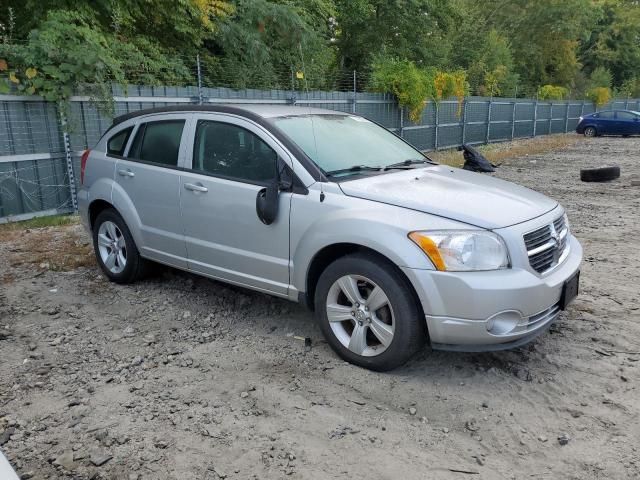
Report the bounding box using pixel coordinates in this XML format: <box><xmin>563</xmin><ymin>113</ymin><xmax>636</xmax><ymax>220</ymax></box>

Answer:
<box><xmin>580</xmin><ymin>165</ymin><xmax>620</xmax><ymax>182</ymax></box>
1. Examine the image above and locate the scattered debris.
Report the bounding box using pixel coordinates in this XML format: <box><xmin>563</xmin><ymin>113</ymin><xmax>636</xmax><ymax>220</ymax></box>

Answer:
<box><xmin>90</xmin><ymin>452</ymin><xmax>113</xmax><ymax>467</ymax></box>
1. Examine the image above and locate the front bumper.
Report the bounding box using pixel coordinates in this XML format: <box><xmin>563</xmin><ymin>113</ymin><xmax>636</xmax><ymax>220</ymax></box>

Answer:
<box><xmin>401</xmin><ymin>234</ymin><xmax>582</xmax><ymax>351</ymax></box>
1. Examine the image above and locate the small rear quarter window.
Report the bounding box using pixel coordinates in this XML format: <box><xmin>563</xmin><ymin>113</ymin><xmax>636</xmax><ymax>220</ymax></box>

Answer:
<box><xmin>107</xmin><ymin>127</ymin><xmax>133</xmax><ymax>156</ymax></box>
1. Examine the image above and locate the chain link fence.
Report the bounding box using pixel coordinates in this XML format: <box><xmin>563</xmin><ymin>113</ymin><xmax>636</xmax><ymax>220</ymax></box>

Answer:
<box><xmin>2</xmin><ymin>63</ymin><xmax>639</xmax><ymax>222</ymax></box>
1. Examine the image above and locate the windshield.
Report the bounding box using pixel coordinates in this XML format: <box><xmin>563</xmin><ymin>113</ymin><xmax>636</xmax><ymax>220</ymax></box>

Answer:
<box><xmin>271</xmin><ymin>114</ymin><xmax>425</xmax><ymax>174</ymax></box>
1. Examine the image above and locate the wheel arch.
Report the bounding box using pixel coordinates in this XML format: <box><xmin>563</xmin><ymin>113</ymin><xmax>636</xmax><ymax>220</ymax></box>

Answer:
<box><xmin>302</xmin><ymin>243</ymin><xmax>426</xmax><ymax>324</ymax></box>
<box><xmin>584</xmin><ymin>124</ymin><xmax>598</xmax><ymax>136</ymax></box>
<box><xmin>88</xmin><ymin>199</ymin><xmax>114</xmax><ymax>229</ymax></box>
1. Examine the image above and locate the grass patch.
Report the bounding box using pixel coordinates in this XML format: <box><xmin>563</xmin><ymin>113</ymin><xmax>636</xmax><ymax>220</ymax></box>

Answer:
<box><xmin>0</xmin><ymin>214</ymin><xmax>93</xmax><ymax>273</ymax></box>
<box><xmin>0</xmin><ymin>213</ymin><xmax>79</xmax><ymax>232</ymax></box>
<box><xmin>427</xmin><ymin>134</ymin><xmax>580</xmax><ymax>167</ymax></box>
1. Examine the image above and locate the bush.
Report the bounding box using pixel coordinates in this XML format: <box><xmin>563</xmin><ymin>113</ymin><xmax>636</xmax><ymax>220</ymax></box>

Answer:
<box><xmin>586</xmin><ymin>87</ymin><xmax>612</xmax><ymax>107</ymax></box>
<box><xmin>369</xmin><ymin>56</ymin><xmax>437</xmax><ymax>122</ymax></box>
<box><xmin>537</xmin><ymin>85</ymin><xmax>568</xmax><ymax>100</ymax></box>
<box><xmin>370</xmin><ymin>57</ymin><xmax>468</xmax><ymax>122</ymax></box>
<box><xmin>434</xmin><ymin>70</ymin><xmax>468</xmax><ymax>116</ymax></box>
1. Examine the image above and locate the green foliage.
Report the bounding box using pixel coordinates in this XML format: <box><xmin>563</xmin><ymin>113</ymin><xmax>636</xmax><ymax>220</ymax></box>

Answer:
<box><xmin>206</xmin><ymin>0</ymin><xmax>335</xmax><ymax>90</ymax></box>
<box><xmin>537</xmin><ymin>85</ymin><xmax>569</xmax><ymax>100</ymax></box>
<box><xmin>0</xmin><ymin>10</ymin><xmax>125</xmax><ymax>114</ymax></box>
<box><xmin>451</xmin><ymin>22</ymin><xmax>519</xmax><ymax>96</ymax></box>
<box><xmin>580</xmin><ymin>0</ymin><xmax>640</xmax><ymax>88</ymax></box>
<box><xmin>618</xmin><ymin>77</ymin><xmax>640</xmax><ymax>98</ymax></box>
<box><xmin>1</xmin><ymin>0</ymin><xmax>640</xmax><ymax>104</ymax></box>
<box><xmin>588</xmin><ymin>66</ymin><xmax>613</xmax><ymax>89</ymax></box>
<box><xmin>335</xmin><ymin>0</ymin><xmax>457</xmax><ymax>72</ymax></box>
<box><xmin>370</xmin><ymin>56</ymin><xmax>468</xmax><ymax>122</ymax></box>
<box><xmin>586</xmin><ymin>86</ymin><xmax>612</xmax><ymax>107</ymax></box>
<box><xmin>370</xmin><ymin>56</ymin><xmax>436</xmax><ymax>122</ymax></box>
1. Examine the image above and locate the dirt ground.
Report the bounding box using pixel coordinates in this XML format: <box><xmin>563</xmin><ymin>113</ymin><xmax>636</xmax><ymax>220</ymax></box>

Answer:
<box><xmin>1</xmin><ymin>134</ymin><xmax>639</xmax><ymax>480</ymax></box>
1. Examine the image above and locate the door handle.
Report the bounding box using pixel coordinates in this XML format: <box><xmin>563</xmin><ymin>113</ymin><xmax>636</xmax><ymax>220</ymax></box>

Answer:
<box><xmin>184</xmin><ymin>182</ymin><xmax>208</xmax><ymax>193</ymax></box>
<box><xmin>117</xmin><ymin>169</ymin><xmax>135</xmax><ymax>178</ymax></box>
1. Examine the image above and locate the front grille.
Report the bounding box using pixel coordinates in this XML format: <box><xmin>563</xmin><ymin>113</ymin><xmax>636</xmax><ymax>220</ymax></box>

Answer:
<box><xmin>524</xmin><ymin>215</ymin><xmax>569</xmax><ymax>274</ymax></box>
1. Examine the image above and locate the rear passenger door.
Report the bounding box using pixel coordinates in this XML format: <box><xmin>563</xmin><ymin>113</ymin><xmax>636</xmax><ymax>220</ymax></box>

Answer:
<box><xmin>179</xmin><ymin>115</ymin><xmax>292</xmax><ymax>296</ymax></box>
<box><xmin>615</xmin><ymin>111</ymin><xmax>637</xmax><ymax>135</ymax></box>
<box><xmin>112</xmin><ymin>115</ymin><xmax>191</xmax><ymax>268</ymax></box>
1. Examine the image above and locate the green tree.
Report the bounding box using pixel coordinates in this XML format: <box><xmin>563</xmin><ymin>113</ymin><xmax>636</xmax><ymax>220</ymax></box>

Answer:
<box><xmin>580</xmin><ymin>0</ymin><xmax>640</xmax><ymax>88</ymax></box>
<box><xmin>204</xmin><ymin>0</ymin><xmax>335</xmax><ymax>89</ymax></box>
<box><xmin>334</xmin><ymin>0</ymin><xmax>457</xmax><ymax>72</ymax></box>
<box><xmin>467</xmin><ymin>0</ymin><xmax>596</xmax><ymax>94</ymax></box>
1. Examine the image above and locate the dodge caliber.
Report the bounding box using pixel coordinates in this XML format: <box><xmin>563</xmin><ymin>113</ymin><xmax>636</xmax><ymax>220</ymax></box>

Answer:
<box><xmin>78</xmin><ymin>105</ymin><xmax>582</xmax><ymax>370</ymax></box>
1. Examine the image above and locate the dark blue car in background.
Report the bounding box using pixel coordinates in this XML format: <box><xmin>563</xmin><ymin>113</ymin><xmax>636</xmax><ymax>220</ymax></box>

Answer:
<box><xmin>576</xmin><ymin>109</ymin><xmax>640</xmax><ymax>137</ymax></box>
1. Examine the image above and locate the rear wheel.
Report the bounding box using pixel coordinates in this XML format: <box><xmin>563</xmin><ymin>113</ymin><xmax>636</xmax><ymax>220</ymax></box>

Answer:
<box><xmin>314</xmin><ymin>253</ymin><xmax>426</xmax><ymax>371</ymax></box>
<box><xmin>584</xmin><ymin>126</ymin><xmax>597</xmax><ymax>137</ymax></box>
<box><xmin>92</xmin><ymin>209</ymin><xmax>149</xmax><ymax>284</ymax></box>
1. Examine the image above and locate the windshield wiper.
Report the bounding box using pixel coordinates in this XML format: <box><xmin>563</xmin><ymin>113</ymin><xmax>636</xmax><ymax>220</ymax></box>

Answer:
<box><xmin>326</xmin><ymin>165</ymin><xmax>382</xmax><ymax>177</ymax></box>
<box><xmin>383</xmin><ymin>159</ymin><xmax>431</xmax><ymax>170</ymax></box>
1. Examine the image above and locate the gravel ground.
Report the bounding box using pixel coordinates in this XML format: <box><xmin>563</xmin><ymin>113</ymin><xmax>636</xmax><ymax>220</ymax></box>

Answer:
<box><xmin>1</xmin><ymin>135</ymin><xmax>639</xmax><ymax>480</ymax></box>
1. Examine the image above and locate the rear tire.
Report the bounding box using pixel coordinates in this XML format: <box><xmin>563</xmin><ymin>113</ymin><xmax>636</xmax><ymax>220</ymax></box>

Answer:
<box><xmin>314</xmin><ymin>253</ymin><xmax>426</xmax><ymax>371</ymax></box>
<box><xmin>92</xmin><ymin>209</ymin><xmax>149</xmax><ymax>284</ymax></box>
<box><xmin>584</xmin><ymin>126</ymin><xmax>597</xmax><ymax>137</ymax></box>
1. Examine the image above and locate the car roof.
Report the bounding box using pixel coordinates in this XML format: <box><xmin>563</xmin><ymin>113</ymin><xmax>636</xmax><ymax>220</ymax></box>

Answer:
<box><xmin>110</xmin><ymin>104</ymin><xmax>348</xmax><ymax>128</ymax></box>
<box><xmin>592</xmin><ymin>109</ymin><xmax>638</xmax><ymax>115</ymax></box>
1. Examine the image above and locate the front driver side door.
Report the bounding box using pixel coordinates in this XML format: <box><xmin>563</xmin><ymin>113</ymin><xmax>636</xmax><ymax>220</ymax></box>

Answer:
<box><xmin>179</xmin><ymin>115</ymin><xmax>292</xmax><ymax>296</ymax></box>
<box><xmin>595</xmin><ymin>111</ymin><xmax>614</xmax><ymax>134</ymax></box>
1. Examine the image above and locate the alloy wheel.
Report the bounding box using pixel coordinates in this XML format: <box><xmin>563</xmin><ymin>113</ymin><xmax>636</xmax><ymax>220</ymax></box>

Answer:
<box><xmin>326</xmin><ymin>274</ymin><xmax>395</xmax><ymax>357</ymax></box>
<box><xmin>97</xmin><ymin>221</ymin><xmax>127</xmax><ymax>274</ymax></box>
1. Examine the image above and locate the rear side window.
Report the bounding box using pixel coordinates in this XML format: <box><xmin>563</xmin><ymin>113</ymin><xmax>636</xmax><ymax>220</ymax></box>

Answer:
<box><xmin>616</xmin><ymin>111</ymin><xmax>636</xmax><ymax>120</ymax></box>
<box><xmin>128</xmin><ymin>120</ymin><xmax>185</xmax><ymax>167</ymax></box>
<box><xmin>107</xmin><ymin>127</ymin><xmax>133</xmax><ymax>156</ymax></box>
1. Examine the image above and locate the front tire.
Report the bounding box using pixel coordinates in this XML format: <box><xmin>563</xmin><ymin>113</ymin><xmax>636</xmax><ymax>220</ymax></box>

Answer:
<box><xmin>314</xmin><ymin>253</ymin><xmax>426</xmax><ymax>371</ymax></box>
<box><xmin>92</xmin><ymin>209</ymin><xmax>148</xmax><ymax>284</ymax></box>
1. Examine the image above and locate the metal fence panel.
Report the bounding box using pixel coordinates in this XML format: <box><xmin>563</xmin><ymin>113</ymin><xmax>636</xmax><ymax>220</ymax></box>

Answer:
<box><xmin>1</xmin><ymin>89</ymin><xmax>639</xmax><ymax>222</ymax></box>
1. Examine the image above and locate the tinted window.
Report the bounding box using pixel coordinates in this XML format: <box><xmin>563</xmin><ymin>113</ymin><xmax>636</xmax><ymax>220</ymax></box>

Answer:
<box><xmin>616</xmin><ymin>111</ymin><xmax>637</xmax><ymax>120</ymax></box>
<box><xmin>128</xmin><ymin>120</ymin><xmax>185</xmax><ymax>166</ymax></box>
<box><xmin>192</xmin><ymin>121</ymin><xmax>277</xmax><ymax>182</ymax></box>
<box><xmin>107</xmin><ymin>127</ymin><xmax>133</xmax><ymax>156</ymax></box>
<box><xmin>598</xmin><ymin>111</ymin><xmax>614</xmax><ymax>119</ymax></box>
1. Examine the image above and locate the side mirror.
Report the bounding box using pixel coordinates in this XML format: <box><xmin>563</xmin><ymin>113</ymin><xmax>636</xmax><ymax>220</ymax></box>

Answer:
<box><xmin>256</xmin><ymin>180</ymin><xmax>279</xmax><ymax>225</ymax></box>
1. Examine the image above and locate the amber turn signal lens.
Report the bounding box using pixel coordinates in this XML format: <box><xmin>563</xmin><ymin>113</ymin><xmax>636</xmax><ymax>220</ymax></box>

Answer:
<box><xmin>408</xmin><ymin>232</ymin><xmax>447</xmax><ymax>271</ymax></box>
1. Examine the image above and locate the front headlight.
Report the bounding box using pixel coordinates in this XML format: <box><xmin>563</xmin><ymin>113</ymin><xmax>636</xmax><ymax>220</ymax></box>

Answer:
<box><xmin>408</xmin><ymin>230</ymin><xmax>510</xmax><ymax>271</ymax></box>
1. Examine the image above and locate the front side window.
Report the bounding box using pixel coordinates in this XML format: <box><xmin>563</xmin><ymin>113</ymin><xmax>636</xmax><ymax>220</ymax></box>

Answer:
<box><xmin>598</xmin><ymin>111</ymin><xmax>614</xmax><ymax>119</ymax></box>
<box><xmin>128</xmin><ymin>120</ymin><xmax>185</xmax><ymax>167</ymax></box>
<box><xmin>192</xmin><ymin>120</ymin><xmax>277</xmax><ymax>182</ymax></box>
<box><xmin>271</xmin><ymin>114</ymin><xmax>424</xmax><ymax>174</ymax></box>
<box><xmin>107</xmin><ymin>127</ymin><xmax>133</xmax><ymax>156</ymax></box>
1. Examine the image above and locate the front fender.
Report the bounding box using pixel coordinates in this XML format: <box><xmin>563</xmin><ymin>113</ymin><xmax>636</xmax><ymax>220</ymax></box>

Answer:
<box><xmin>289</xmin><ymin>189</ymin><xmax>469</xmax><ymax>293</ymax></box>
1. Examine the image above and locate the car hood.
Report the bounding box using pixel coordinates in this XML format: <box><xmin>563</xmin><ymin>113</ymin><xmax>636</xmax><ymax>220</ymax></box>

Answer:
<box><xmin>338</xmin><ymin>165</ymin><xmax>558</xmax><ymax>229</ymax></box>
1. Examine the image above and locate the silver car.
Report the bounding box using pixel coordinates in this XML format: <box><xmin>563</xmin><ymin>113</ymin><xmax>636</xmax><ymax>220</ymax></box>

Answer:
<box><xmin>78</xmin><ymin>105</ymin><xmax>582</xmax><ymax>371</ymax></box>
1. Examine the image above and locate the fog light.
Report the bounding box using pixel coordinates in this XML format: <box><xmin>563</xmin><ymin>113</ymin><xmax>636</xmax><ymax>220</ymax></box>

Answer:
<box><xmin>486</xmin><ymin>311</ymin><xmax>522</xmax><ymax>335</ymax></box>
